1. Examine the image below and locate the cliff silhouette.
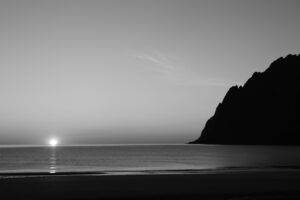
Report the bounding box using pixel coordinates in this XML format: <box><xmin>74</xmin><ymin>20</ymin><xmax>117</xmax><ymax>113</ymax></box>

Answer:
<box><xmin>190</xmin><ymin>54</ymin><xmax>300</xmax><ymax>145</ymax></box>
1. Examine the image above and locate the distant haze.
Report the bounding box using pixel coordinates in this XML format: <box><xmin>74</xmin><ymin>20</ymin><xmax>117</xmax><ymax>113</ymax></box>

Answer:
<box><xmin>0</xmin><ymin>0</ymin><xmax>300</xmax><ymax>145</ymax></box>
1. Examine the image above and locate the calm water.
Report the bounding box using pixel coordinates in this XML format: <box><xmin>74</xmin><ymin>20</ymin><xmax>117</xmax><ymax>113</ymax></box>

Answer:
<box><xmin>1</xmin><ymin>145</ymin><xmax>300</xmax><ymax>174</ymax></box>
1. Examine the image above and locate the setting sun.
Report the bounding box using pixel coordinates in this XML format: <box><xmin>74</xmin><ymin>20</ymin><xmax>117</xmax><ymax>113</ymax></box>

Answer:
<box><xmin>49</xmin><ymin>138</ymin><xmax>58</xmax><ymax>147</ymax></box>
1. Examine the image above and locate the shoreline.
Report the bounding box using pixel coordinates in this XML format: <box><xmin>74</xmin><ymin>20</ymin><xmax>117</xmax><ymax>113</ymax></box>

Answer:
<box><xmin>1</xmin><ymin>169</ymin><xmax>300</xmax><ymax>199</ymax></box>
<box><xmin>2</xmin><ymin>166</ymin><xmax>300</xmax><ymax>178</ymax></box>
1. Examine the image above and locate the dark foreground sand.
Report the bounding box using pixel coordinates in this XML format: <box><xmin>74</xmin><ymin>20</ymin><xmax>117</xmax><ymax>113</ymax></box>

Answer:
<box><xmin>1</xmin><ymin>170</ymin><xmax>300</xmax><ymax>200</ymax></box>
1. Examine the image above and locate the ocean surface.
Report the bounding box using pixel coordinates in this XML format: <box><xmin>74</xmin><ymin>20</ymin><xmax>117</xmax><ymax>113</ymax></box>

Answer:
<box><xmin>1</xmin><ymin>145</ymin><xmax>300</xmax><ymax>175</ymax></box>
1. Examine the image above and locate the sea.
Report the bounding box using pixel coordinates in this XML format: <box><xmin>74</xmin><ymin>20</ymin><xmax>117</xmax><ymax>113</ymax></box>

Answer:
<box><xmin>1</xmin><ymin>144</ymin><xmax>300</xmax><ymax>175</ymax></box>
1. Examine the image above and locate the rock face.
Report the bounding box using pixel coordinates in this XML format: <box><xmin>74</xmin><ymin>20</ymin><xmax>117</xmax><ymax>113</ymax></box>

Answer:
<box><xmin>190</xmin><ymin>55</ymin><xmax>300</xmax><ymax>145</ymax></box>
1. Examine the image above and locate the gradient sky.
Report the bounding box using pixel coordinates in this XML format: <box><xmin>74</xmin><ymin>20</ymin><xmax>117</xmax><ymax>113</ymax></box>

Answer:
<box><xmin>0</xmin><ymin>0</ymin><xmax>300</xmax><ymax>145</ymax></box>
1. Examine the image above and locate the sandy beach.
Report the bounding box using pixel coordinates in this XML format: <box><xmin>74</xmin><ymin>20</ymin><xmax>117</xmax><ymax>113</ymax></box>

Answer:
<box><xmin>1</xmin><ymin>170</ymin><xmax>300</xmax><ymax>200</ymax></box>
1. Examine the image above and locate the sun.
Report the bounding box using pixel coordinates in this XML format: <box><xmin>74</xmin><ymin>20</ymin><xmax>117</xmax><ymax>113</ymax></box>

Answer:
<box><xmin>49</xmin><ymin>138</ymin><xmax>58</xmax><ymax>147</ymax></box>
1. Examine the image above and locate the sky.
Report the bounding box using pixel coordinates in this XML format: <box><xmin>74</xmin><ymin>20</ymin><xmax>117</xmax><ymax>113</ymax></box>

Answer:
<box><xmin>0</xmin><ymin>0</ymin><xmax>300</xmax><ymax>145</ymax></box>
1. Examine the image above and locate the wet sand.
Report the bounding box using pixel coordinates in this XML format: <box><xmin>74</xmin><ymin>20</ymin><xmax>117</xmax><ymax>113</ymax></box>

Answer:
<box><xmin>1</xmin><ymin>170</ymin><xmax>300</xmax><ymax>199</ymax></box>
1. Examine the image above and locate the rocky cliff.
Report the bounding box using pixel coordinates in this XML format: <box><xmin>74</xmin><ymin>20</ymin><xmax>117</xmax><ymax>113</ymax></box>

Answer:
<box><xmin>190</xmin><ymin>55</ymin><xmax>300</xmax><ymax>145</ymax></box>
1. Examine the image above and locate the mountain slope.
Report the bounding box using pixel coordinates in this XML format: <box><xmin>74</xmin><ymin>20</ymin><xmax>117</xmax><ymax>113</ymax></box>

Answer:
<box><xmin>190</xmin><ymin>55</ymin><xmax>300</xmax><ymax>145</ymax></box>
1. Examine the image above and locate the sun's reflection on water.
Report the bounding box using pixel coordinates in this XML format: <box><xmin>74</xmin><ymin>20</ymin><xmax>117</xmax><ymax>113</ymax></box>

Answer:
<box><xmin>49</xmin><ymin>148</ymin><xmax>56</xmax><ymax>174</ymax></box>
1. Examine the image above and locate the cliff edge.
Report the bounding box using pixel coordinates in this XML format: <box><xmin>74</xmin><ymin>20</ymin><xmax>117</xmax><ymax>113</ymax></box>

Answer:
<box><xmin>190</xmin><ymin>55</ymin><xmax>300</xmax><ymax>145</ymax></box>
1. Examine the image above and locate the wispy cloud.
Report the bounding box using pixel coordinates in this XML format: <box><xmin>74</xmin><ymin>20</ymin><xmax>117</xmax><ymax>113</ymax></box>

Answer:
<box><xmin>174</xmin><ymin>78</ymin><xmax>241</xmax><ymax>87</ymax></box>
<box><xmin>130</xmin><ymin>51</ymin><xmax>239</xmax><ymax>87</ymax></box>
<box><xmin>131</xmin><ymin>52</ymin><xmax>176</xmax><ymax>71</ymax></box>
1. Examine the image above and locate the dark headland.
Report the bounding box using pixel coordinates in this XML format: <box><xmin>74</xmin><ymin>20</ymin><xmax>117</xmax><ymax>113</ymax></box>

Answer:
<box><xmin>190</xmin><ymin>54</ymin><xmax>300</xmax><ymax>145</ymax></box>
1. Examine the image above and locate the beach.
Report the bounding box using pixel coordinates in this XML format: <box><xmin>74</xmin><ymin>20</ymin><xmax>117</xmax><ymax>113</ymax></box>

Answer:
<box><xmin>1</xmin><ymin>170</ymin><xmax>300</xmax><ymax>200</ymax></box>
